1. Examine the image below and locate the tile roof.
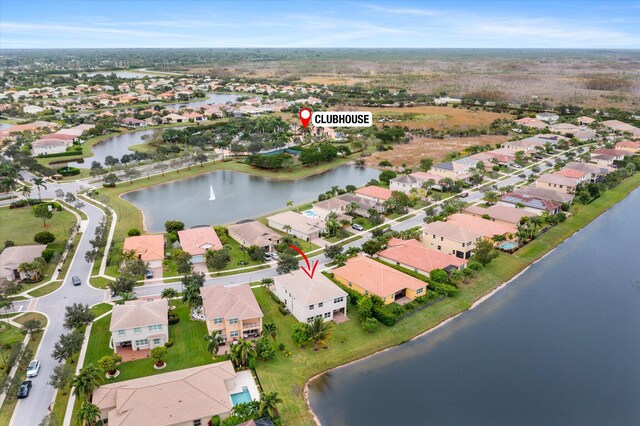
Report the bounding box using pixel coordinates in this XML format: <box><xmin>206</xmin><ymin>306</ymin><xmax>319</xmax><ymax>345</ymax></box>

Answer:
<box><xmin>178</xmin><ymin>227</ymin><xmax>223</xmax><ymax>256</ymax></box>
<box><xmin>500</xmin><ymin>192</ymin><xmax>561</xmax><ymax>211</ymax></box>
<box><xmin>513</xmin><ymin>185</ymin><xmax>574</xmax><ymax>204</ymax></box>
<box><xmin>228</xmin><ymin>220</ymin><xmax>281</xmax><ymax>248</ymax></box>
<box><xmin>378</xmin><ymin>238</ymin><xmax>466</xmax><ymax>273</ymax></box>
<box><xmin>355</xmin><ymin>186</ymin><xmax>393</xmax><ymax>201</ymax></box>
<box><xmin>267</xmin><ymin>211</ymin><xmax>325</xmax><ymax>235</ymax></box>
<box><xmin>313</xmin><ymin>197</ymin><xmax>349</xmax><ymax>211</ymax></box>
<box><xmin>422</xmin><ymin>221</ymin><xmax>483</xmax><ymax>243</ymax></box>
<box><xmin>464</xmin><ymin>205</ymin><xmax>536</xmax><ymax>224</ymax></box>
<box><xmin>0</xmin><ymin>245</ymin><xmax>46</xmax><ymax>271</ymax></box>
<box><xmin>200</xmin><ymin>284</ymin><xmax>263</xmax><ymax>321</ymax></box>
<box><xmin>446</xmin><ymin>213</ymin><xmax>516</xmax><ymax>238</ymax></box>
<box><xmin>92</xmin><ymin>361</ymin><xmax>236</xmax><ymax>426</ymax></box>
<box><xmin>274</xmin><ymin>269</ymin><xmax>347</xmax><ymax>305</ymax></box>
<box><xmin>109</xmin><ymin>299</ymin><xmax>168</xmax><ymax>331</ymax></box>
<box><xmin>555</xmin><ymin>169</ymin><xmax>586</xmax><ymax>179</ymax></box>
<box><xmin>123</xmin><ymin>235</ymin><xmax>164</xmax><ymax>261</ymax></box>
<box><xmin>537</xmin><ymin>173</ymin><xmax>579</xmax><ymax>187</ymax></box>
<box><xmin>333</xmin><ymin>255</ymin><xmax>426</xmax><ymax>298</ymax></box>
<box><xmin>564</xmin><ymin>162</ymin><xmax>610</xmax><ymax>175</ymax></box>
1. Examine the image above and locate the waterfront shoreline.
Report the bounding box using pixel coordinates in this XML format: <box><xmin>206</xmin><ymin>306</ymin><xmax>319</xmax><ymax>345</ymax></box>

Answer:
<box><xmin>301</xmin><ymin>178</ymin><xmax>640</xmax><ymax>426</ymax></box>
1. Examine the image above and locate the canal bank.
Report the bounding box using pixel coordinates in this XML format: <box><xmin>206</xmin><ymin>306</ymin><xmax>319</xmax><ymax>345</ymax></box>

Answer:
<box><xmin>249</xmin><ymin>172</ymin><xmax>640</xmax><ymax>426</ymax></box>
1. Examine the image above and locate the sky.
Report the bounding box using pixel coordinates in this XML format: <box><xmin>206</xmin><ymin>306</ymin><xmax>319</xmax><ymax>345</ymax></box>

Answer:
<box><xmin>1</xmin><ymin>0</ymin><xmax>639</xmax><ymax>49</ymax></box>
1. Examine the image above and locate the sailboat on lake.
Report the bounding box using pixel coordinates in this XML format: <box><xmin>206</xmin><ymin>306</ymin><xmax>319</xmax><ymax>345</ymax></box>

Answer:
<box><xmin>209</xmin><ymin>185</ymin><xmax>216</xmax><ymax>201</ymax></box>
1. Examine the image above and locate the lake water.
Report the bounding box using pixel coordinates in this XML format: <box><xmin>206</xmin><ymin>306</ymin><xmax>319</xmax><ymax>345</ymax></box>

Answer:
<box><xmin>165</xmin><ymin>92</ymin><xmax>239</xmax><ymax>109</ymax></box>
<box><xmin>0</xmin><ymin>123</ymin><xmax>12</xmax><ymax>131</ymax></box>
<box><xmin>308</xmin><ymin>187</ymin><xmax>640</xmax><ymax>425</ymax></box>
<box><xmin>122</xmin><ymin>165</ymin><xmax>379</xmax><ymax>231</ymax></box>
<box><xmin>72</xmin><ymin>128</ymin><xmax>185</xmax><ymax>168</ymax></box>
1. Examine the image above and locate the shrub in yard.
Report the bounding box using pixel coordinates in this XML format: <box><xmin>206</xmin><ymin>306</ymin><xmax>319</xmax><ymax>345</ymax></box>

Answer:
<box><xmin>127</xmin><ymin>228</ymin><xmax>141</xmax><ymax>236</ymax></box>
<box><xmin>4</xmin><ymin>240</ymin><xmax>15</xmax><ymax>248</ymax></box>
<box><xmin>278</xmin><ymin>343</ymin><xmax>286</xmax><ymax>351</ymax></box>
<box><xmin>267</xmin><ymin>289</ymin><xmax>281</xmax><ymax>304</ymax></box>
<box><xmin>164</xmin><ymin>339</ymin><xmax>174</xmax><ymax>348</ymax></box>
<box><xmin>41</xmin><ymin>248</ymin><xmax>55</xmax><ymax>262</ymax></box>
<box><xmin>362</xmin><ymin>317</ymin><xmax>380</xmax><ymax>333</ymax></box>
<box><xmin>168</xmin><ymin>314</ymin><xmax>180</xmax><ymax>325</ymax></box>
<box><xmin>372</xmin><ymin>305</ymin><xmax>396</xmax><ymax>326</ymax></box>
<box><xmin>278</xmin><ymin>306</ymin><xmax>288</xmax><ymax>316</ymax></box>
<box><xmin>255</xmin><ymin>337</ymin><xmax>276</xmax><ymax>360</ymax></box>
<box><xmin>151</xmin><ymin>346</ymin><xmax>167</xmax><ymax>367</ymax></box>
<box><xmin>429</xmin><ymin>281</ymin><xmax>459</xmax><ymax>297</ymax></box>
<box><xmin>210</xmin><ymin>415</ymin><xmax>221</xmax><ymax>426</ymax></box>
<box><xmin>34</xmin><ymin>231</ymin><xmax>56</xmax><ymax>245</ymax></box>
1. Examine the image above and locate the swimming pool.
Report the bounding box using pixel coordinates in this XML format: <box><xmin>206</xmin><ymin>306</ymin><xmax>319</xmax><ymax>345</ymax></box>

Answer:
<box><xmin>302</xmin><ymin>209</ymin><xmax>319</xmax><ymax>219</ymax></box>
<box><xmin>500</xmin><ymin>242</ymin><xmax>518</xmax><ymax>250</ymax></box>
<box><xmin>230</xmin><ymin>386</ymin><xmax>253</xmax><ymax>406</ymax></box>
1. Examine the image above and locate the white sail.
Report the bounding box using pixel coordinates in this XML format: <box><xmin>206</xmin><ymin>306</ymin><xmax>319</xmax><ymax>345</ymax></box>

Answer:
<box><xmin>209</xmin><ymin>185</ymin><xmax>216</xmax><ymax>201</ymax></box>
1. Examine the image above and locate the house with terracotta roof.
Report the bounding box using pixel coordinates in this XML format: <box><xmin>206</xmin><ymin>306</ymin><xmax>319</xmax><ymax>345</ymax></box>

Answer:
<box><xmin>378</xmin><ymin>238</ymin><xmax>467</xmax><ymax>277</ymax></box>
<box><xmin>355</xmin><ymin>185</ymin><xmax>393</xmax><ymax>203</ymax></box>
<box><xmin>422</xmin><ymin>221</ymin><xmax>483</xmax><ymax>259</ymax></box>
<box><xmin>201</xmin><ymin>284</ymin><xmax>263</xmax><ymax>344</ymax></box>
<box><xmin>563</xmin><ymin>162</ymin><xmax>610</xmax><ymax>183</ymax></box>
<box><xmin>228</xmin><ymin>220</ymin><xmax>281</xmax><ymax>252</ymax></box>
<box><xmin>333</xmin><ymin>255</ymin><xmax>427</xmax><ymax>305</ymax></box>
<box><xmin>514</xmin><ymin>117</ymin><xmax>548</xmax><ymax>129</ymax></box>
<box><xmin>446</xmin><ymin>213</ymin><xmax>516</xmax><ymax>240</ymax></box>
<box><xmin>615</xmin><ymin>140</ymin><xmax>640</xmax><ymax>153</ymax></box>
<box><xmin>121</xmin><ymin>117</ymin><xmax>147</xmax><ymax>128</ymax></box>
<box><xmin>123</xmin><ymin>235</ymin><xmax>165</xmax><ymax>268</ymax></box>
<box><xmin>273</xmin><ymin>269</ymin><xmax>347</xmax><ymax>323</ymax></box>
<box><xmin>463</xmin><ymin>205</ymin><xmax>536</xmax><ymax>225</ymax></box>
<box><xmin>92</xmin><ymin>361</ymin><xmax>255</xmax><ymax>426</ymax></box>
<box><xmin>513</xmin><ymin>185</ymin><xmax>574</xmax><ymax>204</ymax></box>
<box><xmin>267</xmin><ymin>211</ymin><xmax>326</xmax><ymax>241</ymax></box>
<box><xmin>601</xmin><ymin>119</ymin><xmax>640</xmax><ymax>138</ymax></box>
<box><xmin>336</xmin><ymin>193</ymin><xmax>385</xmax><ymax>216</ymax></box>
<box><xmin>535</xmin><ymin>173</ymin><xmax>582</xmax><ymax>194</ymax></box>
<box><xmin>498</xmin><ymin>192</ymin><xmax>561</xmax><ymax>214</ymax></box>
<box><xmin>591</xmin><ymin>148</ymin><xmax>629</xmax><ymax>164</ymax></box>
<box><xmin>178</xmin><ymin>227</ymin><xmax>223</xmax><ymax>264</ymax></box>
<box><xmin>109</xmin><ymin>299</ymin><xmax>168</xmax><ymax>355</ymax></box>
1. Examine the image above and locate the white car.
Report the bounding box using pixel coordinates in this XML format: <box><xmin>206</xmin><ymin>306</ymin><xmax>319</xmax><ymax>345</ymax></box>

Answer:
<box><xmin>26</xmin><ymin>360</ymin><xmax>40</xmax><ymax>378</ymax></box>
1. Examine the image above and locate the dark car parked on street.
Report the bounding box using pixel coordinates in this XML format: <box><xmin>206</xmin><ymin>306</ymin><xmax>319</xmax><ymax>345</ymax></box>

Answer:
<box><xmin>17</xmin><ymin>381</ymin><xmax>32</xmax><ymax>399</ymax></box>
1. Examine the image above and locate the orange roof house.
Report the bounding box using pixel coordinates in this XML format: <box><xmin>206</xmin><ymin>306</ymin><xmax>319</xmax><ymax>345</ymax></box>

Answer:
<box><xmin>355</xmin><ymin>186</ymin><xmax>393</xmax><ymax>202</ymax></box>
<box><xmin>378</xmin><ymin>238</ymin><xmax>467</xmax><ymax>276</ymax></box>
<box><xmin>177</xmin><ymin>227</ymin><xmax>223</xmax><ymax>261</ymax></box>
<box><xmin>123</xmin><ymin>235</ymin><xmax>165</xmax><ymax>267</ymax></box>
<box><xmin>446</xmin><ymin>213</ymin><xmax>516</xmax><ymax>239</ymax></box>
<box><xmin>333</xmin><ymin>255</ymin><xmax>428</xmax><ymax>304</ymax></box>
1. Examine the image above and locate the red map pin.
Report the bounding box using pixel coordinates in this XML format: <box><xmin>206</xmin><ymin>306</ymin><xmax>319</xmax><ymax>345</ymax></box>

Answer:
<box><xmin>299</xmin><ymin>108</ymin><xmax>312</xmax><ymax>128</ymax></box>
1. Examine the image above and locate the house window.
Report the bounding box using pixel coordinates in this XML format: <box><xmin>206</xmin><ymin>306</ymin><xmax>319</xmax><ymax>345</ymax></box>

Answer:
<box><xmin>318</xmin><ymin>302</ymin><xmax>323</xmax><ymax>308</ymax></box>
<box><xmin>437</xmin><ymin>245</ymin><xmax>441</xmax><ymax>250</ymax></box>
<box><xmin>432</xmin><ymin>235</ymin><xmax>436</xmax><ymax>239</ymax></box>
<box><xmin>148</xmin><ymin>324</ymin><xmax>162</xmax><ymax>332</ymax></box>
<box><xmin>133</xmin><ymin>327</ymin><xmax>141</xmax><ymax>334</ymax></box>
<box><xmin>324</xmin><ymin>312</ymin><xmax>331</xmax><ymax>318</ymax></box>
<box><xmin>440</xmin><ymin>237</ymin><xmax>443</xmax><ymax>241</ymax></box>
<box><xmin>194</xmin><ymin>420</ymin><xmax>202</xmax><ymax>426</ymax></box>
<box><xmin>462</xmin><ymin>243</ymin><xmax>465</xmax><ymax>247</ymax></box>
<box><xmin>365</xmin><ymin>290</ymin><xmax>369</xmax><ymax>296</ymax></box>
<box><xmin>309</xmin><ymin>304</ymin><xmax>314</xmax><ymax>310</ymax></box>
<box><xmin>213</xmin><ymin>318</ymin><xmax>223</xmax><ymax>324</ymax></box>
<box><xmin>230</xmin><ymin>331</ymin><xmax>239</xmax><ymax>338</ymax></box>
<box><xmin>135</xmin><ymin>339</ymin><xmax>148</xmax><ymax>347</ymax></box>
<box><xmin>348</xmin><ymin>282</ymin><xmax>352</xmax><ymax>287</ymax></box>
<box><xmin>229</xmin><ymin>318</ymin><xmax>238</xmax><ymax>325</ymax></box>
<box><xmin>153</xmin><ymin>338</ymin><xmax>161</xmax><ymax>345</ymax></box>
<box><xmin>417</xmin><ymin>288</ymin><xmax>424</xmax><ymax>294</ymax></box>
<box><xmin>118</xmin><ymin>330</ymin><xmax>125</xmax><ymax>336</ymax></box>
<box><xmin>334</xmin><ymin>297</ymin><xmax>343</xmax><ymax>303</ymax></box>
<box><xmin>307</xmin><ymin>317</ymin><xmax>314</xmax><ymax>323</ymax></box>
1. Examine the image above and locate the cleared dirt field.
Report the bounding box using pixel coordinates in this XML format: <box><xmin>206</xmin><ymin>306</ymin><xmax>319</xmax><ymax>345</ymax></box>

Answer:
<box><xmin>364</xmin><ymin>134</ymin><xmax>510</xmax><ymax>168</ymax></box>
<box><xmin>332</xmin><ymin>105</ymin><xmax>511</xmax><ymax>130</ymax></box>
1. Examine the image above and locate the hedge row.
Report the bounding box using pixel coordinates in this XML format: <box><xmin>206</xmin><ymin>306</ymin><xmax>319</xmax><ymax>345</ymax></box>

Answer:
<box><xmin>57</xmin><ymin>166</ymin><xmax>81</xmax><ymax>176</ymax></box>
<box><xmin>38</xmin><ymin>149</ymin><xmax>83</xmax><ymax>159</ymax></box>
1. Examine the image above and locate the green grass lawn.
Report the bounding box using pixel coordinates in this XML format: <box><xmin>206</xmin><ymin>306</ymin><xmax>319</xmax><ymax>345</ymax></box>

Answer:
<box><xmin>0</xmin><ymin>322</ymin><xmax>23</xmax><ymax>383</ymax></box>
<box><xmin>0</xmin><ymin>205</ymin><xmax>77</xmax><ymax>283</ymax></box>
<box><xmin>208</xmin><ymin>237</ymin><xmax>265</xmax><ymax>273</ymax></box>
<box><xmin>27</xmin><ymin>280</ymin><xmax>63</xmax><ymax>298</ymax></box>
<box><xmin>83</xmin><ymin>301</ymin><xmax>222</xmax><ymax>382</ymax></box>
<box><xmin>90</xmin><ymin>276</ymin><xmax>113</xmax><ymax>289</ymax></box>
<box><xmin>90</xmin><ymin>303</ymin><xmax>113</xmax><ymax>318</ymax></box>
<box><xmin>254</xmin><ymin>172</ymin><xmax>640</xmax><ymax>426</ymax></box>
<box><xmin>0</xmin><ymin>313</ymin><xmax>47</xmax><ymax>425</ymax></box>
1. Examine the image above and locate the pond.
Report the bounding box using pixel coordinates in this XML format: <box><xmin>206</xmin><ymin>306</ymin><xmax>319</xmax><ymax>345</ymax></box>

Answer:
<box><xmin>72</xmin><ymin>128</ymin><xmax>185</xmax><ymax>168</ymax></box>
<box><xmin>307</xmin><ymin>187</ymin><xmax>640</xmax><ymax>425</ymax></box>
<box><xmin>121</xmin><ymin>165</ymin><xmax>379</xmax><ymax>232</ymax></box>
<box><xmin>164</xmin><ymin>93</ymin><xmax>239</xmax><ymax>109</ymax></box>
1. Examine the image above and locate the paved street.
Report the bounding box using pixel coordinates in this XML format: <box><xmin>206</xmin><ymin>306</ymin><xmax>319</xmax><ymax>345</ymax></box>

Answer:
<box><xmin>4</xmin><ymin>146</ymin><xmax>577</xmax><ymax>425</ymax></box>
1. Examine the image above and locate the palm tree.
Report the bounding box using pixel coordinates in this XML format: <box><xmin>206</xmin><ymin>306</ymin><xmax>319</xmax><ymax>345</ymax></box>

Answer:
<box><xmin>346</xmin><ymin>201</ymin><xmax>359</xmax><ymax>216</ymax></box>
<box><xmin>32</xmin><ymin>177</ymin><xmax>47</xmax><ymax>200</ymax></box>
<box><xmin>330</xmin><ymin>185</ymin><xmax>340</xmax><ymax>196</ymax></box>
<box><xmin>286</xmin><ymin>200</ymin><xmax>293</xmax><ymax>210</ymax></box>
<box><xmin>230</xmin><ymin>339</ymin><xmax>255</xmax><ymax>368</ymax></box>
<box><xmin>282</xmin><ymin>224</ymin><xmax>292</xmax><ymax>235</ymax></box>
<box><xmin>76</xmin><ymin>401</ymin><xmax>101</xmax><ymax>426</ymax></box>
<box><xmin>161</xmin><ymin>287</ymin><xmax>178</xmax><ymax>302</ymax></box>
<box><xmin>306</xmin><ymin>317</ymin><xmax>333</xmax><ymax>351</ymax></box>
<box><xmin>0</xmin><ymin>176</ymin><xmax>18</xmax><ymax>202</ymax></box>
<box><xmin>182</xmin><ymin>285</ymin><xmax>202</xmax><ymax>308</ymax></box>
<box><xmin>262</xmin><ymin>322</ymin><xmax>277</xmax><ymax>341</ymax></box>
<box><xmin>260</xmin><ymin>278</ymin><xmax>274</xmax><ymax>287</ymax></box>
<box><xmin>449</xmin><ymin>269</ymin><xmax>464</xmax><ymax>286</ymax></box>
<box><xmin>259</xmin><ymin>391</ymin><xmax>283</xmax><ymax>418</ymax></box>
<box><xmin>19</xmin><ymin>185</ymin><xmax>31</xmax><ymax>199</ymax></box>
<box><xmin>204</xmin><ymin>330</ymin><xmax>221</xmax><ymax>358</ymax></box>
<box><xmin>72</xmin><ymin>364</ymin><xmax>102</xmax><ymax>400</ymax></box>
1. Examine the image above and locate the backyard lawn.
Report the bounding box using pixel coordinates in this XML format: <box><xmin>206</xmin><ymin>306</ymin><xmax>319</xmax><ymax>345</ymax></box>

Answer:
<box><xmin>82</xmin><ymin>300</ymin><xmax>223</xmax><ymax>382</ymax></box>
<box><xmin>0</xmin><ymin>322</ymin><xmax>23</xmax><ymax>383</ymax></box>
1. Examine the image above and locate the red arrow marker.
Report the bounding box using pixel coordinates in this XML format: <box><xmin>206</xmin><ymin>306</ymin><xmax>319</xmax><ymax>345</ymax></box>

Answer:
<box><xmin>299</xmin><ymin>108</ymin><xmax>312</xmax><ymax>128</ymax></box>
<box><xmin>288</xmin><ymin>244</ymin><xmax>319</xmax><ymax>279</ymax></box>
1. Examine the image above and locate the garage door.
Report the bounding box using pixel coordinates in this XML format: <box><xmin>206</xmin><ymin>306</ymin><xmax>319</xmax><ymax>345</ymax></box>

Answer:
<box><xmin>192</xmin><ymin>255</ymin><xmax>205</xmax><ymax>264</ymax></box>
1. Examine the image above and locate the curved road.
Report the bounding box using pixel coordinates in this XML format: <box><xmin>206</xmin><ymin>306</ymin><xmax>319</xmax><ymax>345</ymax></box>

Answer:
<box><xmin>5</xmin><ymin>148</ymin><xmax>572</xmax><ymax>425</ymax></box>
